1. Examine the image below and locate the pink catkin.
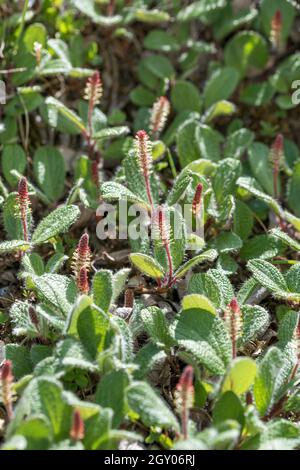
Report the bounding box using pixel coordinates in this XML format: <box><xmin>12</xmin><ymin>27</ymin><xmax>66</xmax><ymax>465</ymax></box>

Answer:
<box><xmin>271</xmin><ymin>134</ymin><xmax>284</xmax><ymax>199</ymax></box>
<box><xmin>124</xmin><ymin>289</ymin><xmax>134</xmax><ymax>309</ymax></box>
<box><xmin>291</xmin><ymin>317</ymin><xmax>300</xmax><ymax>380</ymax></box>
<box><xmin>157</xmin><ymin>206</ymin><xmax>173</xmax><ymax>286</ymax></box>
<box><xmin>17</xmin><ymin>177</ymin><xmax>30</xmax><ymax>242</ymax></box>
<box><xmin>1</xmin><ymin>360</ymin><xmax>14</xmax><ymax>421</ymax></box>
<box><xmin>77</xmin><ymin>266</ymin><xmax>89</xmax><ymax>294</ymax></box>
<box><xmin>135</xmin><ymin>130</ymin><xmax>154</xmax><ymax>209</ymax></box>
<box><xmin>224</xmin><ymin>298</ymin><xmax>242</xmax><ymax>359</ymax></box>
<box><xmin>70</xmin><ymin>409</ymin><xmax>85</xmax><ymax>441</ymax></box>
<box><xmin>72</xmin><ymin>233</ymin><xmax>91</xmax><ymax>276</ymax></box>
<box><xmin>192</xmin><ymin>183</ymin><xmax>203</xmax><ymax>217</ymax></box>
<box><xmin>150</xmin><ymin>97</ymin><xmax>170</xmax><ymax>138</ymax></box>
<box><xmin>271</xmin><ymin>10</ymin><xmax>283</xmax><ymax>49</ymax></box>
<box><xmin>176</xmin><ymin>366</ymin><xmax>194</xmax><ymax>440</ymax></box>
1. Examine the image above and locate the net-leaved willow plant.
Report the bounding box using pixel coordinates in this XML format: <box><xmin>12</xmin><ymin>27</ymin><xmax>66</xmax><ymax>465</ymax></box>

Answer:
<box><xmin>100</xmin><ymin>128</ymin><xmax>217</xmax><ymax>290</ymax></box>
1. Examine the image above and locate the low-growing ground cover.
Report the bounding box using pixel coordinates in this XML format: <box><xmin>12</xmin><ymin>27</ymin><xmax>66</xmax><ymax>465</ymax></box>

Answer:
<box><xmin>1</xmin><ymin>0</ymin><xmax>300</xmax><ymax>451</ymax></box>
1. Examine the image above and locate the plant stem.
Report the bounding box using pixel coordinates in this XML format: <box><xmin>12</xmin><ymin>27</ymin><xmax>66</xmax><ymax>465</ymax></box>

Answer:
<box><xmin>15</xmin><ymin>0</ymin><xmax>29</xmax><ymax>54</ymax></box>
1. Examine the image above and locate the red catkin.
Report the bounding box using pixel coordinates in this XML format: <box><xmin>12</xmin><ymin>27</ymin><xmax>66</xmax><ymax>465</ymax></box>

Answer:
<box><xmin>192</xmin><ymin>183</ymin><xmax>203</xmax><ymax>217</ymax></box>
<box><xmin>72</xmin><ymin>233</ymin><xmax>91</xmax><ymax>276</ymax></box>
<box><xmin>77</xmin><ymin>266</ymin><xmax>89</xmax><ymax>294</ymax></box>
<box><xmin>124</xmin><ymin>288</ymin><xmax>134</xmax><ymax>309</ymax></box>
<box><xmin>70</xmin><ymin>409</ymin><xmax>85</xmax><ymax>441</ymax></box>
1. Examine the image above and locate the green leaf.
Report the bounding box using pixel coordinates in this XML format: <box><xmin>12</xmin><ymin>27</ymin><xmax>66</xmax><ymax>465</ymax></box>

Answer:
<box><xmin>32</xmin><ymin>274</ymin><xmax>77</xmax><ymax>317</ymax></box>
<box><xmin>141</xmin><ymin>307</ymin><xmax>174</xmax><ymax>348</ymax></box>
<box><xmin>240</xmin><ymin>234</ymin><xmax>283</xmax><ymax>260</ymax></box>
<box><xmin>213</xmin><ymin>158</ymin><xmax>241</xmax><ymax>202</ymax></box>
<box><xmin>213</xmin><ymin>391</ymin><xmax>245</xmax><ymax>427</ymax></box>
<box><xmin>23</xmin><ymin>23</ymin><xmax>47</xmax><ymax>51</ymax></box>
<box><xmin>54</xmin><ymin>337</ymin><xmax>98</xmax><ymax>373</ymax></box>
<box><xmin>11</xmin><ymin>416</ymin><xmax>51</xmax><ymax>450</ymax></box>
<box><xmin>112</xmin><ymin>268</ymin><xmax>130</xmax><ymax>303</ymax></box>
<box><xmin>182</xmin><ymin>294</ymin><xmax>217</xmax><ymax>315</ymax></box>
<box><xmin>247</xmin><ymin>259</ymin><xmax>288</xmax><ymax>296</ymax></box>
<box><xmin>93</xmin><ymin>126</ymin><xmax>129</xmax><ymax>141</ymax></box>
<box><xmin>0</xmin><ymin>239</ymin><xmax>30</xmax><ymax>253</ymax></box>
<box><xmin>31</xmin><ymin>205</ymin><xmax>80</xmax><ymax>244</ymax></box>
<box><xmin>188</xmin><ymin>272</ymin><xmax>222</xmax><ymax>308</ymax></box>
<box><xmin>224</xmin><ymin>31</ymin><xmax>269</xmax><ymax>76</ymax></box>
<box><xmin>213</xmin><ymin>4</ymin><xmax>258</xmax><ymax>40</ymax></box>
<box><xmin>135</xmin><ymin>8</ymin><xmax>170</xmax><ymax>24</ymax></box>
<box><xmin>277</xmin><ymin>310</ymin><xmax>298</xmax><ymax>346</ymax></box>
<box><xmin>233</xmin><ymin>200</ymin><xmax>254</xmax><ymax>241</ymax></box>
<box><xmin>134</xmin><ymin>343</ymin><xmax>167</xmax><ymax>380</ymax></box>
<box><xmin>64</xmin><ymin>295</ymin><xmax>93</xmax><ymax>336</ymax></box>
<box><xmin>142</xmin><ymin>55</ymin><xmax>175</xmax><ymax>80</ymax></box>
<box><xmin>112</xmin><ymin>317</ymin><xmax>134</xmax><ymax>363</ymax></box>
<box><xmin>253</xmin><ymin>347</ymin><xmax>285</xmax><ymax>416</ymax></box>
<box><xmin>177</xmin><ymin>0</ymin><xmax>226</xmax><ymax>22</ymax></box>
<box><xmin>44</xmin><ymin>97</ymin><xmax>86</xmax><ymax>133</ymax></box>
<box><xmin>177</xmin><ymin>120</ymin><xmax>201</xmax><ymax>168</ymax></box>
<box><xmin>208</xmin><ymin>269</ymin><xmax>235</xmax><ymax>307</ymax></box>
<box><xmin>171</xmin><ymin>80</ymin><xmax>202</xmax><ymax>113</ymax></box>
<box><xmin>204</xmin><ymin>100</ymin><xmax>236</xmax><ymax>124</ymax></box>
<box><xmin>92</xmin><ymin>270</ymin><xmax>113</xmax><ymax>313</ymax></box>
<box><xmin>240</xmin><ymin>305</ymin><xmax>270</xmax><ymax>346</ymax></box>
<box><xmin>100</xmin><ymin>181</ymin><xmax>150</xmax><ymax>207</ymax></box>
<box><xmin>8</xmin><ymin>377</ymin><xmax>72</xmax><ymax>440</ymax></box>
<box><xmin>126</xmin><ymin>381</ymin><xmax>179</xmax><ymax>430</ymax></box>
<box><xmin>95</xmin><ymin>371</ymin><xmax>129</xmax><ymax>428</ymax></box>
<box><xmin>1</xmin><ymin>144</ymin><xmax>27</xmax><ymax>186</ymax></box>
<box><xmin>287</xmin><ymin>161</ymin><xmax>300</xmax><ymax>217</ymax></box>
<box><xmin>10</xmin><ymin>301</ymin><xmax>40</xmax><ymax>337</ymax></box>
<box><xmin>130</xmin><ymin>253</ymin><xmax>165</xmax><ymax>279</ymax></box>
<box><xmin>174</xmin><ymin>308</ymin><xmax>232</xmax><ymax>374</ymax></box>
<box><xmin>77</xmin><ymin>305</ymin><xmax>109</xmax><ymax>358</ymax></box>
<box><xmin>222</xmin><ymin>358</ymin><xmax>257</xmax><ymax>396</ymax></box>
<box><xmin>248</xmin><ymin>142</ymin><xmax>278</xmax><ymax>196</ymax></box>
<box><xmin>240</xmin><ymin>82</ymin><xmax>274</xmax><ymax>107</ymax></box>
<box><xmin>144</xmin><ymin>30</ymin><xmax>179</xmax><ymax>52</ymax></box>
<box><xmin>33</xmin><ymin>147</ymin><xmax>65</xmax><ymax>202</ymax></box>
<box><xmin>270</xmin><ymin>228</ymin><xmax>300</xmax><ymax>251</ymax></box>
<box><xmin>5</xmin><ymin>344</ymin><xmax>32</xmax><ymax>380</ymax></box>
<box><xmin>45</xmin><ymin>253</ymin><xmax>68</xmax><ymax>274</ymax></box>
<box><xmin>130</xmin><ymin>86</ymin><xmax>156</xmax><ymax>106</ymax></box>
<box><xmin>237</xmin><ymin>176</ymin><xmax>282</xmax><ymax>216</ymax></box>
<box><xmin>175</xmin><ymin>249</ymin><xmax>218</xmax><ymax>279</ymax></box>
<box><xmin>224</xmin><ymin>128</ymin><xmax>255</xmax><ymax>160</ymax></box>
<box><xmin>285</xmin><ymin>263</ymin><xmax>300</xmax><ymax>293</ymax></box>
<box><xmin>213</xmin><ymin>231</ymin><xmax>243</xmax><ymax>254</ymax></box>
<box><xmin>204</xmin><ymin>67</ymin><xmax>240</xmax><ymax>109</ymax></box>
<box><xmin>167</xmin><ymin>171</ymin><xmax>193</xmax><ymax>206</ymax></box>
<box><xmin>71</xmin><ymin>0</ymin><xmax>122</xmax><ymax>26</ymax></box>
